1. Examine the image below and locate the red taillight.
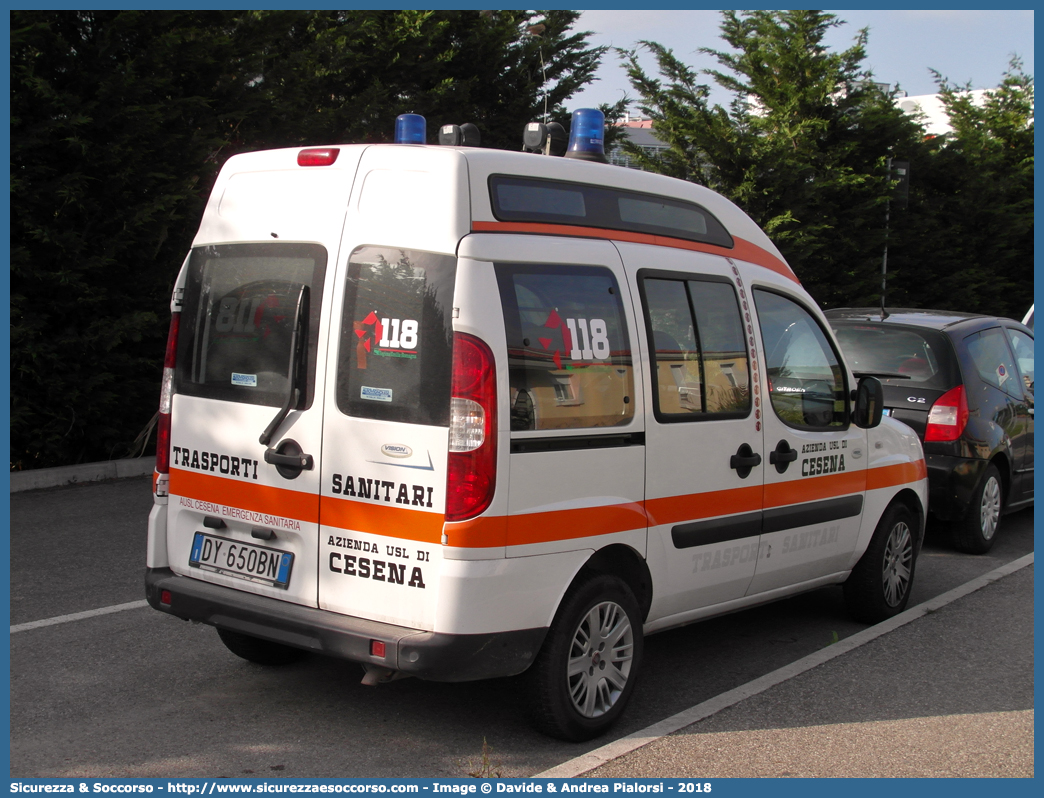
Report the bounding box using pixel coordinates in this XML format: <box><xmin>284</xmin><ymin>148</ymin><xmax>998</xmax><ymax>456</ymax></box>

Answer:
<box><xmin>370</xmin><ymin>640</ymin><xmax>386</xmax><ymax>658</ymax></box>
<box><xmin>924</xmin><ymin>384</ymin><xmax>969</xmax><ymax>442</ymax></box>
<box><xmin>160</xmin><ymin>590</ymin><xmax>172</xmax><ymax>606</ymax></box>
<box><xmin>297</xmin><ymin>148</ymin><xmax>340</xmax><ymax>167</ymax></box>
<box><xmin>445</xmin><ymin>333</ymin><xmax>497</xmax><ymax>522</ymax></box>
<box><xmin>155</xmin><ymin>313</ymin><xmax>181</xmax><ymax>487</ymax></box>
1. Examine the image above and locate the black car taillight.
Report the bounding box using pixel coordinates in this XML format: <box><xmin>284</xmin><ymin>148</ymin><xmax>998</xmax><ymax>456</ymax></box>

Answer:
<box><xmin>924</xmin><ymin>384</ymin><xmax>968</xmax><ymax>442</ymax></box>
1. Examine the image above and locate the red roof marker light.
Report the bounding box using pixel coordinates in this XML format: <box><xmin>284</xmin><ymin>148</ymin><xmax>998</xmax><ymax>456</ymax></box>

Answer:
<box><xmin>298</xmin><ymin>148</ymin><xmax>340</xmax><ymax>167</ymax></box>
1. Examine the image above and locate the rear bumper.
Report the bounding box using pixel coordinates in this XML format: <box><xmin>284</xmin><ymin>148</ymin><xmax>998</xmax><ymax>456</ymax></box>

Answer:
<box><xmin>925</xmin><ymin>454</ymin><xmax>988</xmax><ymax>521</ymax></box>
<box><xmin>145</xmin><ymin>568</ymin><xmax>546</xmax><ymax>681</ymax></box>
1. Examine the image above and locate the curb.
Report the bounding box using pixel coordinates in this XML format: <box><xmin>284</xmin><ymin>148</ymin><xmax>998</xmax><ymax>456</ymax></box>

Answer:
<box><xmin>9</xmin><ymin>458</ymin><xmax>154</xmax><ymax>493</ymax></box>
<box><xmin>534</xmin><ymin>551</ymin><xmax>1035</xmax><ymax>778</ymax></box>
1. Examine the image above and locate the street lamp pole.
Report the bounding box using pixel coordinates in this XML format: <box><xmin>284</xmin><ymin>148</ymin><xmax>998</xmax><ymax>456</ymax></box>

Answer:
<box><xmin>881</xmin><ymin>157</ymin><xmax>891</xmax><ymax>319</ymax></box>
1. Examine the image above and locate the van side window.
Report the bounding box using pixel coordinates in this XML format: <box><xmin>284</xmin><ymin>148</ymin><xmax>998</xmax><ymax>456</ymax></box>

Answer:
<box><xmin>753</xmin><ymin>288</ymin><xmax>848</xmax><ymax>429</ymax></box>
<box><xmin>489</xmin><ymin>175</ymin><xmax>734</xmax><ymax>249</ymax></box>
<box><xmin>496</xmin><ymin>264</ymin><xmax>634</xmax><ymax>431</ymax></box>
<box><xmin>176</xmin><ymin>243</ymin><xmax>327</xmax><ymax>409</ymax></box>
<box><xmin>335</xmin><ymin>247</ymin><xmax>456</xmax><ymax>426</ymax></box>
<box><xmin>641</xmin><ymin>276</ymin><xmax>751</xmax><ymax>420</ymax></box>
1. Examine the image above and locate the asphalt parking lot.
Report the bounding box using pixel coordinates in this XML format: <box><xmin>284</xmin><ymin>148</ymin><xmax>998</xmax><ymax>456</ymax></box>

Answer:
<box><xmin>9</xmin><ymin>472</ymin><xmax>1035</xmax><ymax>778</ymax></box>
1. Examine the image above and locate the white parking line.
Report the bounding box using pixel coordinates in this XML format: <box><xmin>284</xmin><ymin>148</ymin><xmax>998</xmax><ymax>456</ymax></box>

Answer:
<box><xmin>10</xmin><ymin>600</ymin><xmax>150</xmax><ymax>634</ymax></box>
<box><xmin>535</xmin><ymin>552</ymin><xmax>1035</xmax><ymax>778</ymax></box>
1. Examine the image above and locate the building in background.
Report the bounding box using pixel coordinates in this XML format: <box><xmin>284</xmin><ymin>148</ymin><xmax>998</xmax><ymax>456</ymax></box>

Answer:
<box><xmin>607</xmin><ymin>111</ymin><xmax>669</xmax><ymax>169</ymax></box>
<box><xmin>896</xmin><ymin>90</ymin><xmax>990</xmax><ymax>137</ymax></box>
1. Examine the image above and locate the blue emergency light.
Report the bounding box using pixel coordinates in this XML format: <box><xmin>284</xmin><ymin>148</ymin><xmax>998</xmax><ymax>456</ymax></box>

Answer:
<box><xmin>565</xmin><ymin>108</ymin><xmax>607</xmax><ymax>163</ymax></box>
<box><xmin>395</xmin><ymin>114</ymin><xmax>426</xmax><ymax>144</ymax></box>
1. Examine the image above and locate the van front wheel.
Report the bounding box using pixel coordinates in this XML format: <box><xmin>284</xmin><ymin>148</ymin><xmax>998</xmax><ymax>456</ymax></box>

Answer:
<box><xmin>216</xmin><ymin>627</ymin><xmax>306</xmax><ymax>666</ymax></box>
<box><xmin>527</xmin><ymin>574</ymin><xmax>643</xmax><ymax>741</ymax></box>
<box><xmin>843</xmin><ymin>502</ymin><xmax>917</xmax><ymax>624</ymax></box>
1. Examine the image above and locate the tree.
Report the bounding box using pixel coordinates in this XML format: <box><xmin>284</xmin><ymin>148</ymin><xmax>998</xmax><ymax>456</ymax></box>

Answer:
<box><xmin>884</xmin><ymin>60</ymin><xmax>1034</xmax><ymax>318</ymax></box>
<box><xmin>11</xmin><ymin>10</ymin><xmax>607</xmax><ymax>468</ymax></box>
<box><xmin>11</xmin><ymin>11</ymin><xmax>243</xmax><ymax>469</ymax></box>
<box><xmin>619</xmin><ymin>11</ymin><xmax>934</xmax><ymax>308</ymax></box>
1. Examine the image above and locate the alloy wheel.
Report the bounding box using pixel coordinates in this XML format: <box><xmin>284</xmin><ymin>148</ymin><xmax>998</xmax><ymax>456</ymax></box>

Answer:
<box><xmin>882</xmin><ymin>521</ymin><xmax>913</xmax><ymax>607</ymax></box>
<box><xmin>567</xmin><ymin>601</ymin><xmax>634</xmax><ymax>718</ymax></box>
<box><xmin>979</xmin><ymin>475</ymin><xmax>1002</xmax><ymax>541</ymax></box>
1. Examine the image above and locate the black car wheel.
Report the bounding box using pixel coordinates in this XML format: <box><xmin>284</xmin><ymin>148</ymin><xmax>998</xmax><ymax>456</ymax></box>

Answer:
<box><xmin>527</xmin><ymin>573</ymin><xmax>643</xmax><ymax>741</ymax></box>
<box><xmin>843</xmin><ymin>502</ymin><xmax>917</xmax><ymax>623</ymax></box>
<box><xmin>953</xmin><ymin>463</ymin><xmax>1003</xmax><ymax>554</ymax></box>
<box><xmin>217</xmin><ymin>627</ymin><xmax>306</xmax><ymax>666</ymax></box>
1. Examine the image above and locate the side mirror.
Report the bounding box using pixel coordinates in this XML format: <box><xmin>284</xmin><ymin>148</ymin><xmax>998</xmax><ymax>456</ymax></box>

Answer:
<box><xmin>853</xmin><ymin>375</ymin><xmax>884</xmax><ymax>429</ymax></box>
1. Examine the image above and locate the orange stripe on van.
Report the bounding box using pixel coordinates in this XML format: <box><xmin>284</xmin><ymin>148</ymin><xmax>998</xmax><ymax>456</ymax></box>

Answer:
<box><xmin>169</xmin><ymin>469</ymin><xmax>319</xmax><ymax>523</ymax></box>
<box><xmin>443</xmin><ymin>501</ymin><xmax>648</xmax><ymax>549</ymax></box>
<box><xmin>645</xmin><ymin>485</ymin><xmax>762</xmax><ymax>528</ymax></box>
<box><xmin>506</xmin><ymin>502</ymin><xmax>649</xmax><ymax>547</ymax></box>
<box><xmin>867</xmin><ymin>459</ymin><xmax>927</xmax><ymax>490</ymax></box>
<box><xmin>470</xmin><ymin>221</ymin><xmax>799</xmax><ymax>284</ymax></box>
<box><xmin>320</xmin><ymin>495</ymin><xmax>444</xmax><ymax>544</ymax></box>
<box><xmin>445</xmin><ymin>461</ymin><xmax>920</xmax><ymax>548</ymax></box>
<box><xmin>172</xmin><ymin>461</ymin><xmax>924</xmax><ymax>548</ymax></box>
<box><xmin>764</xmin><ymin>470</ymin><xmax>867</xmax><ymax>508</ymax></box>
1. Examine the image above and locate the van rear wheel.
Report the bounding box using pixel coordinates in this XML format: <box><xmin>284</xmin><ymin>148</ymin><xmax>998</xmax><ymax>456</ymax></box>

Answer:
<box><xmin>216</xmin><ymin>627</ymin><xmax>306</xmax><ymax>666</ymax></box>
<box><xmin>527</xmin><ymin>573</ymin><xmax>643</xmax><ymax>741</ymax></box>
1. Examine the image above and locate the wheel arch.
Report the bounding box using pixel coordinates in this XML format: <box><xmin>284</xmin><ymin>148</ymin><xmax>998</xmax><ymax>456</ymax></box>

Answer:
<box><xmin>988</xmin><ymin>450</ymin><xmax>1012</xmax><ymax>503</ymax></box>
<box><xmin>890</xmin><ymin>487</ymin><xmax>926</xmax><ymax>548</ymax></box>
<box><xmin>574</xmin><ymin>543</ymin><xmax>653</xmax><ymax>623</ymax></box>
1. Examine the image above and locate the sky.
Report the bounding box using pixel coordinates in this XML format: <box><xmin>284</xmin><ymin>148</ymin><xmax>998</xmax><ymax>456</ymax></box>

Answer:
<box><xmin>566</xmin><ymin>9</ymin><xmax>1034</xmax><ymax>112</ymax></box>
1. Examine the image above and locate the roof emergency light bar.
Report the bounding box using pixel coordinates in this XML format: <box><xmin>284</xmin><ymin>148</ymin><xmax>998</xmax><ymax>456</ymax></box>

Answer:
<box><xmin>387</xmin><ymin>108</ymin><xmax>607</xmax><ymax>163</ymax></box>
<box><xmin>395</xmin><ymin>114</ymin><xmax>427</xmax><ymax>144</ymax></box>
<box><xmin>522</xmin><ymin>108</ymin><xmax>606</xmax><ymax>163</ymax></box>
<box><xmin>564</xmin><ymin>108</ymin><xmax>607</xmax><ymax>163</ymax></box>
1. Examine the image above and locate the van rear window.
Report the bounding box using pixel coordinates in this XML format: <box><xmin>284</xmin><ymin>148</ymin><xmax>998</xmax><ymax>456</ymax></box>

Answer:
<box><xmin>489</xmin><ymin>175</ymin><xmax>733</xmax><ymax>249</ymax></box>
<box><xmin>176</xmin><ymin>243</ymin><xmax>327</xmax><ymax>408</ymax></box>
<box><xmin>335</xmin><ymin>247</ymin><xmax>456</xmax><ymax>426</ymax></box>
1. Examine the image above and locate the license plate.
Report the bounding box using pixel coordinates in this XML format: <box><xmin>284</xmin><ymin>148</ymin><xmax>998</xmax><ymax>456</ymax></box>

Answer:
<box><xmin>189</xmin><ymin>532</ymin><xmax>294</xmax><ymax>589</ymax></box>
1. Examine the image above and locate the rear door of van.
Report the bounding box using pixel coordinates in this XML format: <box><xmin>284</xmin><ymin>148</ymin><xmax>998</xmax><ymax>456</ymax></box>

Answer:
<box><xmin>167</xmin><ymin>242</ymin><xmax>332</xmax><ymax>609</ymax></box>
<box><xmin>165</xmin><ymin>149</ymin><xmax>360</xmax><ymax>609</ymax></box>
<box><xmin>315</xmin><ymin>146</ymin><xmax>469</xmax><ymax>632</ymax></box>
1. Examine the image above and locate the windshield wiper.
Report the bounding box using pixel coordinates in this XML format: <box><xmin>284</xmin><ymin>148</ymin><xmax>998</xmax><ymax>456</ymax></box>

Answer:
<box><xmin>852</xmin><ymin>370</ymin><xmax>910</xmax><ymax>381</ymax></box>
<box><xmin>259</xmin><ymin>284</ymin><xmax>309</xmax><ymax>446</ymax></box>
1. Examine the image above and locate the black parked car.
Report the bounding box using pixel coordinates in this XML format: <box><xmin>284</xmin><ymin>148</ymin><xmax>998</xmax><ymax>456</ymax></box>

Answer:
<box><xmin>826</xmin><ymin>309</ymin><xmax>1034</xmax><ymax>553</ymax></box>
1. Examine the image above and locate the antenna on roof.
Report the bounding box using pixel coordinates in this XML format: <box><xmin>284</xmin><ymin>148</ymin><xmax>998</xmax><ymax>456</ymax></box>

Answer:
<box><xmin>526</xmin><ymin>22</ymin><xmax>549</xmax><ymax>124</ymax></box>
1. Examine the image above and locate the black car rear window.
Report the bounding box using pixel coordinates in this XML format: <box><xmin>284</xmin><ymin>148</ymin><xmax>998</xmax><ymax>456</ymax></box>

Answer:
<box><xmin>830</xmin><ymin>323</ymin><xmax>959</xmax><ymax>391</ymax></box>
<box><xmin>489</xmin><ymin>175</ymin><xmax>734</xmax><ymax>249</ymax></box>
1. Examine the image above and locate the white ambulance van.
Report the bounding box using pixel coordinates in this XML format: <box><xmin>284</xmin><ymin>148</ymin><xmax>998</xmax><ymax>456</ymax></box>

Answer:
<box><xmin>146</xmin><ymin>112</ymin><xmax>928</xmax><ymax>741</ymax></box>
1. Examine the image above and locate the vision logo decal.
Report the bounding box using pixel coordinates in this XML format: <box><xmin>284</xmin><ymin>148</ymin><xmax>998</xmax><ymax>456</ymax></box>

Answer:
<box><xmin>354</xmin><ymin>310</ymin><xmax>419</xmax><ymax>369</ymax></box>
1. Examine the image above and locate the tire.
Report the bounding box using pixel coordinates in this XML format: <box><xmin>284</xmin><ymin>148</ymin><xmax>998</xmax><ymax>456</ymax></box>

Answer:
<box><xmin>952</xmin><ymin>463</ymin><xmax>1003</xmax><ymax>554</ymax></box>
<box><xmin>527</xmin><ymin>573</ymin><xmax>643</xmax><ymax>742</ymax></box>
<box><xmin>843</xmin><ymin>502</ymin><xmax>917</xmax><ymax>624</ymax></box>
<box><xmin>216</xmin><ymin>627</ymin><xmax>306</xmax><ymax>666</ymax></box>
